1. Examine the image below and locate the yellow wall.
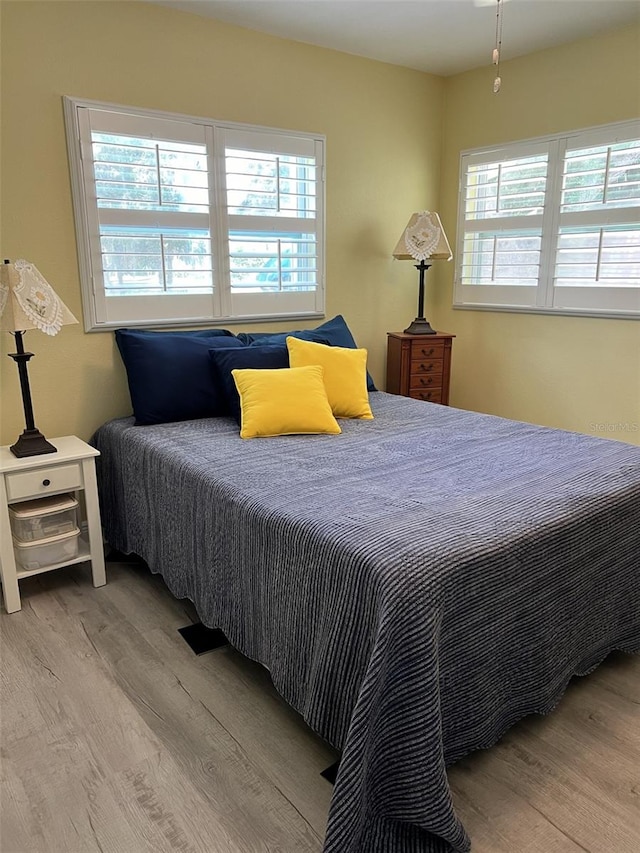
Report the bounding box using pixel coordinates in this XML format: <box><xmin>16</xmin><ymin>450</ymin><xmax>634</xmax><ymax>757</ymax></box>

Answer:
<box><xmin>1</xmin><ymin>4</ymin><xmax>639</xmax><ymax>447</ymax></box>
<box><xmin>435</xmin><ymin>23</ymin><xmax>640</xmax><ymax>445</ymax></box>
<box><xmin>0</xmin><ymin>0</ymin><xmax>443</xmax><ymax>443</ymax></box>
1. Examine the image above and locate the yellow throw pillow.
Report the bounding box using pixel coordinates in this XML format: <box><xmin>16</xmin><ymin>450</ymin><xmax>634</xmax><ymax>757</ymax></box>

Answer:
<box><xmin>286</xmin><ymin>336</ymin><xmax>373</xmax><ymax>420</ymax></box>
<box><xmin>232</xmin><ymin>365</ymin><xmax>342</xmax><ymax>439</ymax></box>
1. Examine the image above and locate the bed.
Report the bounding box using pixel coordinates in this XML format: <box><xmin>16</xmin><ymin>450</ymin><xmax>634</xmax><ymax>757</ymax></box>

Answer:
<box><xmin>92</xmin><ymin>392</ymin><xmax>640</xmax><ymax>853</ymax></box>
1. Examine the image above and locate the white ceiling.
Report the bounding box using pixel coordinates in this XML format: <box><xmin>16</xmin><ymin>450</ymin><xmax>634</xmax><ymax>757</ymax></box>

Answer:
<box><xmin>153</xmin><ymin>0</ymin><xmax>640</xmax><ymax>76</ymax></box>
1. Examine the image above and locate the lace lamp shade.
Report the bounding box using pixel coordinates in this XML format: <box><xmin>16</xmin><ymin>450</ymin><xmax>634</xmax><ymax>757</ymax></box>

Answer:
<box><xmin>0</xmin><ymin>259</ymin><xmax>77</xmax><ymax>334</ymax></box>
<box><xmin>392</xmin><ymin>212</ymin><xmax>452</xmax><ymax>263</ymax></box>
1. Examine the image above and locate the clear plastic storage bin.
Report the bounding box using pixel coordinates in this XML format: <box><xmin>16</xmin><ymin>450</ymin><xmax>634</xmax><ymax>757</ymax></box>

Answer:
<box><xmin>13</xmin><ymin>527</ymin><xmax>81</xmax><ymax>571</ymax></box>
<box><xmin>9</xmin><ymin>494</ymin><xmax>79</xmax><ymax>542</ymax></box>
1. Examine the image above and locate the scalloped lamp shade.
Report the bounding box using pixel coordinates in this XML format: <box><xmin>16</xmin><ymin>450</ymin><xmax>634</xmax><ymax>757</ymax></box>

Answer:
<box><xmin>392</xmin><ymin>212</ymin><xmax>452</xmax><ymax>262</ymax></box>
<box><xmin>0</xmin><ymin>260</ymin><xmax>77</xmax><ymax>333</ymax></box>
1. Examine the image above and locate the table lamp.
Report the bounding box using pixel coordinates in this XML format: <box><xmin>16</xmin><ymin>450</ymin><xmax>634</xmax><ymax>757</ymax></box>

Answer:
<box><xmin>1</xmin><ymin>259</ymin><xmax>78</xmax><ymax>458</ymax></box>
<box><xmin>393</xmin><ymin>211</ymin><xmax>452</xmax><ymax>334</ymax></box>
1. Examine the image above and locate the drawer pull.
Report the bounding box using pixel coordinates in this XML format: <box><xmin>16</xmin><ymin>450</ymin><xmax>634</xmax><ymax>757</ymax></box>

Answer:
<box><xmin>42</xmin><ymin>479</ymin><xmax>51</xmax><ymax>487</ymax></box>
<box><xmin>421</xmin><ymin>348</ymin><xmax>435</xmax><ymax>357</ymax></box>
<box><xmin>419</xmin><ymin>377</ymin><xmax>433</xmax><ymax>386</ymax></box>
<box><xmin>418</xmin><ymin>363</ymin><xmax>435</xmax><ymax>373</ymax></box>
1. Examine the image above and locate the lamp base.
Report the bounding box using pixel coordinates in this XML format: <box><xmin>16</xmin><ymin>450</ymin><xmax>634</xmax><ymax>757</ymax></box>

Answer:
<box><xmin>10</xmin><ymin>429</ymin><xmax>57</xmax><ymax>458</ymax></box>
<box><xmin>403</xmin><ymin>317</ymin><xmax>437</xmax><ymax>335</ymax></box>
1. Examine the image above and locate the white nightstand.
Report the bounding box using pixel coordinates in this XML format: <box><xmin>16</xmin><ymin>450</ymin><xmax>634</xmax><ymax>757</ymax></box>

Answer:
<box><xmin>0</xmin><ymin>436</ymin><xmax>106</xmax><ymax>613</ymax></box>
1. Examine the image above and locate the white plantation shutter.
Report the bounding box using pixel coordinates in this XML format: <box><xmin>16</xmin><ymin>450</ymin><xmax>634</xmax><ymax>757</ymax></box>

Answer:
<box><xmin>221</xmin><ymin>127</ymin><xmax>323</xmax><ymax>319</ymax></box>
<box><xmin>455</xmin><ymin>120</ymin><xmax>640</xmax><ymax>318</ymax></box>
<box><xmin>76</xmin><ymin>108</ymin><xmax>216</xmax><ymax>326</ymax></box>
<box><xmin>553</xmin><ymin>134</ymin><xmax>640</xmax><ymax>313</ymax></box>
<box><xmin>64</xmin><ymin>99</ymin><xmax>325</xmax><ymax>330</ymax></box>
<box><xmin>457</xmin><ymin>146</ymin><xmax>548</xmax><ymax>308</ymax></box>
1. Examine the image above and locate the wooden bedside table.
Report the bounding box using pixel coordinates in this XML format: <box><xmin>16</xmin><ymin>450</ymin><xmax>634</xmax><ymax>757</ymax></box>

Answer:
<box><xmin>386</xmin><ymin>332</ymin><xmax>455</xmax><ymax>405</ymax></box>
<box><xmin>0</xmin><ymin>436</ymin><xmax>106</xmax><ymax>613</ymax></box>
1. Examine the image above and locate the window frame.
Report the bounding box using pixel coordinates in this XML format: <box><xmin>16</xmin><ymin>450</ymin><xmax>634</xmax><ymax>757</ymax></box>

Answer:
<box><xmin>454</xmin><ymin>119</ymin><xmax>640</xmax><ymax>321</ymax></box>
<box><xmin>63</xmin><ymin>96</ymin><xmax>326</xmax><ymax>332</ymax></box>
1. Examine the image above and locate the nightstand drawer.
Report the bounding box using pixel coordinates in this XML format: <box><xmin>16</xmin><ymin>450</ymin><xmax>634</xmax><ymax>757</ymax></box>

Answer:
<box><xmin>410</xmin><ymin>389</ymin><xmax>443</xmax><ymax>403</ymax></box>
<box><xmin>410</xmin><ymin>358</ymin><xmax>443</xmax><ymax>377</ymax></box>
<box><xmin>410</xmin><ymin>373</ymin><xmax>442</xmax><ymax>391</ymax></box>
<box><xmin>411</xmin><ymin>341</ymin><xmax>444</xmax><ymax>360</ymax></box>
<box><xmin>6</xmin><ymin>462</ymin><xmax>83</xmax><ymax>502</ymax></box>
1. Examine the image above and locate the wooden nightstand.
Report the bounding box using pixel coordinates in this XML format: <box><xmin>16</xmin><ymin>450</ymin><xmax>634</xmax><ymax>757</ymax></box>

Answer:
<box><xmin>386</xmin><ymin>332</ymin><xmax>455</xmax><ymax>405</ymax></box>
<box><xmin>0</xmin><ymin>436</ymin><xmax>106</xmax><ymax>613</ymax></box>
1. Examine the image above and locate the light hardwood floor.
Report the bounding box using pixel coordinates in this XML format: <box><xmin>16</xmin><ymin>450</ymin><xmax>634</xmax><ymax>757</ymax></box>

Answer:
<box><xmin>1</xmin><ymin>558</ymin><xmax>639</xmax><ymax>853</ymax></box>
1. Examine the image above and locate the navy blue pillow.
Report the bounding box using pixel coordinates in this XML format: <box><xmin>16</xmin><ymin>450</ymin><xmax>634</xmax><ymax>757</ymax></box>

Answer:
<box><xmin>237</xmin><ymin>315</ymin><xmax>376</xmax><ymax>391</ymax></box>
<box><xmin>209</xmin><ymin>345</ymin><xmax>289</xmax><ymax>423</ymax></box>
<box><xmin>115</xmin><ymin>328</ymin><xmax>243</xmax><ymax>425</ymax></box>
<box><xmin>236</xmin><ymin>329</ymin><xmax>330</xmax><ymax>347</ymax></box>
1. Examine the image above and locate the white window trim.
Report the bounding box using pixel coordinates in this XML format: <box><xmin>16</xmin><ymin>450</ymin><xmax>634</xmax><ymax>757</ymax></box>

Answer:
<box><xmin>454</xmin><ymin>119</ymin><xmax>640</xmax><ymax>321</ymax></box>
<box><xmin>63</xmin><ymin>96</ymin><xmax>326</xmax><ymax>332</ymax></box>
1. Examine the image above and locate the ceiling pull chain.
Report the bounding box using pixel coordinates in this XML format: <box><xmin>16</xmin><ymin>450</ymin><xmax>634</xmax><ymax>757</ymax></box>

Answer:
<box><xmin>493</xmin><ymin>0</ymin><xmax>504</xmax><ymax>93</ymax></box>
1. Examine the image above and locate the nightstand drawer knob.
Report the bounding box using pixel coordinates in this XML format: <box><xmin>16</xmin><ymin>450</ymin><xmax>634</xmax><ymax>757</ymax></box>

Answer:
<box><xmin>420</xmin><ymin>377</ymin><xmax>433</xmax><ymax>386</ymax></box>
<box><xmin>42</xmin><ymin>479</ymin><xmax>51</xmax><ymax>487</ymax></box>
<box><xmin>421</xmin><ymin>348</ymin><xmax>435</xmax><ymax>357</ymax></box>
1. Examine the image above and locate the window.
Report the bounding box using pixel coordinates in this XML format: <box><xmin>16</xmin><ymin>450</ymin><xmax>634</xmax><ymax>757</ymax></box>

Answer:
<box><xmin>63</xmin><ymin>98</ymin><xmax>325</xmax><ymax>331</ymax></box>
<box><xmin>455</xmin><ymin>120</ymin><xmax>640</xmax><ymax>318</ymax></box>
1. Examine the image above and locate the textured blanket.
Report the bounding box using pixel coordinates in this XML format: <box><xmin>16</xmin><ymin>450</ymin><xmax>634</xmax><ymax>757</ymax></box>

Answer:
<box><xmin>92</xmin><ymin>394</ymin><xmax>640</xmax><ymax>852</ymax></box>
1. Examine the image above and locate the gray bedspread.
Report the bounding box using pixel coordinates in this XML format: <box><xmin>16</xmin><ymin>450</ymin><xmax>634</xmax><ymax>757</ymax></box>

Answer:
<box><xmin>92</xmin><ymin>393</ymin><xmax>640</xmax><ymax>852</ymax></box>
